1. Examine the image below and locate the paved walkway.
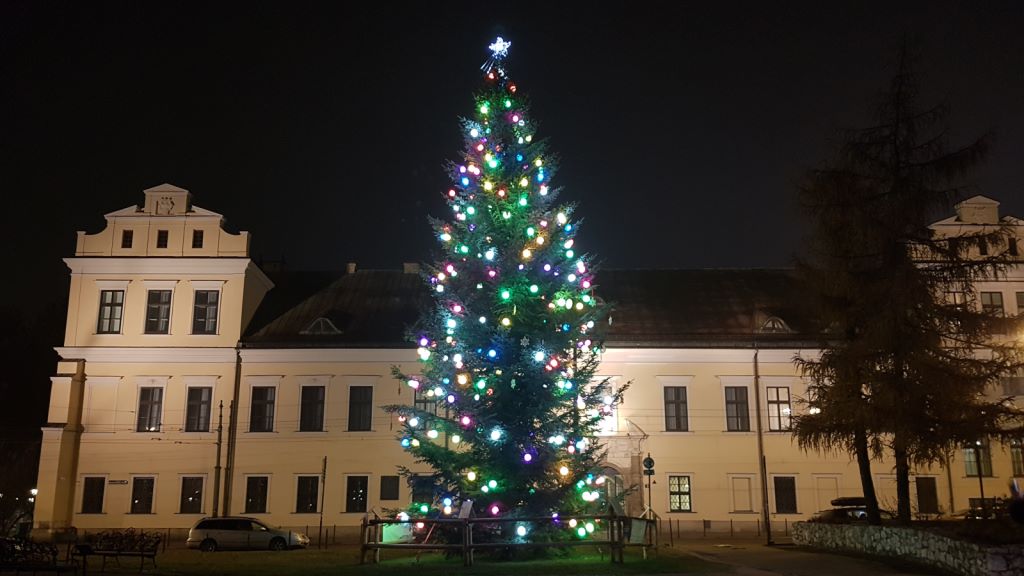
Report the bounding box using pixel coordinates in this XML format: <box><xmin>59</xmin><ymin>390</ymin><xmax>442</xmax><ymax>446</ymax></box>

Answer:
<box><xmin>672</xmin><ymin>539</ymin><xmax>942</xmax><ymax>575</ymax></box>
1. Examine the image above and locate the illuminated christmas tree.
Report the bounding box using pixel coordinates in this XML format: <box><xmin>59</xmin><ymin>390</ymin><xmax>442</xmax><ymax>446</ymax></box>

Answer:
<box><xmin>385</xmin><ymin>38</ymin><xmax>622</xmax><ymax>539</ymax></box>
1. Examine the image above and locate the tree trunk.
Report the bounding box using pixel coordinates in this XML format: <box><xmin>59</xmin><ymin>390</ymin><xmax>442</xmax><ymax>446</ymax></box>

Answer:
<box><xmin>854</xmin><ymin>428</ymin><xmax>882</xmax><ymax>524</ymax></box>
<box><xmin>894</xmin><ymin>433</ymin><xmax>912</xmax><ymax>523</ymax></box>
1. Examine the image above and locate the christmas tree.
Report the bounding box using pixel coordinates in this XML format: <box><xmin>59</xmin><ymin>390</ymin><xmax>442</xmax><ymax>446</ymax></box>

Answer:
<box><xmin>385</xmin><ymin>38</ymin><xmax>622</xmax><ymax>539</ymax></box>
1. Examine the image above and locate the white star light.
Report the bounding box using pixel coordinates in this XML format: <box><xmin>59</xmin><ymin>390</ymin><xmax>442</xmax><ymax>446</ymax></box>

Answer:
<box><xmin>489</xmin><ymin>37</ymin><xmax>511</xmax><ymax>58</ymax></box>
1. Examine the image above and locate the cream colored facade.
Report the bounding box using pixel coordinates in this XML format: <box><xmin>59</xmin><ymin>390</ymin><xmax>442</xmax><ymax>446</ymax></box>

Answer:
<box><xmin>34</xmin><ymin>188</ymin><xmax>1024</xmax><ymax>540</ymax></box>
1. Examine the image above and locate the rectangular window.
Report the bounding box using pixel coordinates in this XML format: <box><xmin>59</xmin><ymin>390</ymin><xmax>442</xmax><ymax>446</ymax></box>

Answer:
<box><xmin>97</xmin><ymin>290</ymin><xmax>125</xmax><ymax>334</ymax></box>
<box><xmin>192</xmin><ymin>290</ymin><xmax>219</xmax><ymax>334</ymax></box>
<box><xmin>1012</xmin><ymin>440</ymin><xmax>1024</xmax><ymax>476</ymax></box>
<box><xmin>915</xmin><ymin>477</ymin><xmax>940</xmax><ymax>515</ymax></box>
<box><xmin>380</xmin><ymin>476</ymin><xmax>400</xmax><ymax>501</ymax></box>
<box><xmin>981</xmin><ymin>292</ymin><xmax>1004</xmax><ymax>316</ymax></box>
<box><xmin>668</xmin><ymin>475</ymin><xmax>692</xmax><ymax>512</ymax></box>
<box><xmin>244</xmin><ymin>476</ymin><xmax>269</xmax><ymax>513</ymax></box>
<box><xmin>180</xmin><ymin>477</ymin><xmax>203</xmax><ymax>514</ymax></box>
<box><xmin>964</xmin><ymin>441</ymin><xmax>993</xmax><ymax>477</ymax></box>
<box><xmin>250</xmin><ymin>387</ymin><xmax>276</xmax><ymax>432</ymax></box>
<box><xmin>414</xmin><ymin>387</ymin><xmax>439</xmax><ymax>416</ymax></box>
<box><xmin>346</xmin><ymin>476</ymin><xmax>368</xmax><ymax>513</ymax></box>
<box><xmin>773</xmin><ymin>476</ymin><xmax>798</xmax><ymax>514</ymax></box>
<box><xmin>731</xmin><ymin>476</ymin><xmax>753</xmax><ymax>512</ymax></box>
<box><xmin>300</xmin><ymin>386</ymin><xmax>325</xmax><ymax>432</ymax></box>
<box><xmin>121</xmin><ymin>229</ymin><xmax>133</xmax><ymax>249</ymax></box>
<box><xmin>156</xmin><ymin>230</ymin><xmax>168</xmax><ymax>248</ymax></box>
<box><xmin>979</xmin><ymin>237</ymin><xmax>989</xmax><ymax>256</ymax></box>
<box><xmin>136</xmin><ymin>387</ymin><xmax>163</xmax><ymax>432</ymax></box>
<box><xmin>725</xmin><ymin>386</ymin><xmax>750</xmax><ymax>431</ymax></box>
<box><xmin>348</xmin><ymin>386</ymin><xmax>372</xmax><ymax>431</ymax></box>
<box><xmin>411</xmin><ymin>475</ymin><xmax>434</xmax><ymax>504</ymax></box>
<box><xmin>145</xmin><ymin>290</ymin><xmax>172</xmax><ymax>334</ymax></box>
<box><xmin>191</xmin><ymin>229</ymin><xmax>204</xmax><ymax>249</ymax></box>
<box><xmin>1017</xmin><ymin>292</ymin><xmax>1024</xmax><ymax>316</ymax></box>
<box><xmin>81</xmin><ymin>477</ymin><xmax>105</xmax><ymax>514</ymax></box>
<box><xmin>663</xmin><ymin>386</ymin><xmax>688</xmax><ymax>432</ymax></box>
<box><xmin>184</xmin><ymin>387</ymin><xmax>212</xmax><ymax>432</ymax></box>
<box><xmin>130</xmin><ymin>477</ymin><xmax>155</xmax><ymax>514</ymax></box>
<box><xmin>296</xmin><ymin>476</ymin><xmax>319</xmax><ymax>513</ymax></box>
<box><xmin>766</xmin><ymin>386</ymin><xmax>792</xmax><ymax>431</ymax></box>
<box><xmin>1009</xmin><ymin>238</ymin><xmax>1019</xmax><ymax>257</ymax></box>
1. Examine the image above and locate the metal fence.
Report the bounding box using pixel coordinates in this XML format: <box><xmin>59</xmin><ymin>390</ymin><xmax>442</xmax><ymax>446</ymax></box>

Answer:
<box><xmin>360</xmin><ymin>513</ymin><xmax>657</xmax><ymax>566</ymax></box>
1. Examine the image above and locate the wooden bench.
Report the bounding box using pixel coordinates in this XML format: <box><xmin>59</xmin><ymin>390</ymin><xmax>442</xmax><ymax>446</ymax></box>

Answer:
<box><xmin>72</xmin><ymin>530</ymin><xmax>160</xmax><ymax>573</ymax></box>
<box><xmin>0</xmin><ymin>537</ymin><xmax>77</xmax><ymax>574</ymax></box>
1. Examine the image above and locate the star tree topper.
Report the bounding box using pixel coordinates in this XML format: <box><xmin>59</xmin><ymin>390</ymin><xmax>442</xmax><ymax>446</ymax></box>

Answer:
<box><xmin>489</xmin><ymin>37</ymin><xmax>511</xmax><ymax>59</ymax></box>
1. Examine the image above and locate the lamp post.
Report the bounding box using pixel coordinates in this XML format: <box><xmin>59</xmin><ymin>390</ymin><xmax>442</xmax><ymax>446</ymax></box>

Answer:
<box><xmin>642</xmin><ymin>454</ymin><xmax>655</xmax><ymax>519</ymax></box>
<box><xmin>974</xmin><ymin>440</ymin><xmax>988</xmax><ymax>519</ymax></box>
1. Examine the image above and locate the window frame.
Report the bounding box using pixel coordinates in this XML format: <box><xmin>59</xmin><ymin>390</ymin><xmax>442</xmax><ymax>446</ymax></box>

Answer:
<box><xmin>380</xmin><ymin>475</ymin><xmax>400</xmax><ymax>501</ymax></box>
<box><xmin>129</xmin><ymin>476</ymin><xmax>156</xmax><ymax>514</ymax></box>
<box><xmin>667</xmin><ymin>474</ymin><xmax>693</xmax><ymax>513</ymax></box>
<box><xmin>345</xmin><ymin>475</ymin><xmax>369</xmax><ymax>513</ymax></box>
<box><xmin>772</xmin><ymin>475</ymin><xmax>799</xmax><ymax>514</ymax></box>
<box><xmin>191</xmin><ymin>290</ymin><xmax>220</xmax><ymax>335</ymax></box>
<box><xmin>121</xmin><ymin>229</ymin><xmax>133</xmax><ymax>249</ymax></box>
<box><xmin>191</xmin><ymin>229</ymin><xmax>204</xmax><ymax>249</ymax></box>
<box><xmin>184</xmin><ymin>386</ymin><xmax>213</xmax><ymax>433</ymax></box>
<box><xmin>244</xmin><ymin>475</ymin><xmax>270</xmax><ymax>514</ymax></box>
<box><xmin>96</xmin><ymin>289</ymin><xmax>125</xmax><ymax>334</ymax></box>
<box><xmin>249</xmin><ymin>385</ymin><xmax>277</xmax><ymax>433</ymax></box>
<box><xmin>156</xmin><ymin>229</ymin><xmax>169</xmax><ymax>249</ymax></box>
<box><xmin>663</xmin><ymin>386</ymin><xmax>688</xmax><ymax>432</ymax></box>
<box><xmin>724</xmin><ymin>386</ymin><xmax>751</xmax><ymax>432</ymax></box>
<box><xmin>980</xmin><ymin>291</ymin><xmax>1005</xmax><ymax>317</ymax></box>
<box><xmin>766</xmin><ymin>386</ymin><xmax>792</xmax><ymax>431</ymax></box>
<box><xmin>81</xmin><ymin>475</ymin><xmax>106</xmax><ymax>514</ymax></box>
<box><xmin>136</xmin><ymin>386</ymin><xmax>164</xmax><ymax>432</ymax></box>
<box><xmin>144</xmin><ymin>289</ymin><xmax>173</xmax><ymax>334</ymax></box>
<box><xmin>295</xmin><ymin>475</ymin><xmax>320</xmax><ymax>514</ymax></box>
<box><xmin>348</xmin><ymin>386</ymin><xmax>373</xmax><ymax>432</ymax></box>
<box><xmin>299</xmin><ymin>385</ymin><xmax>326</xmax><ymax>432</ymax></box>
<box><xmin>179</xmin><ymin>475</ymin><xmax>205</xmax><ymax>514</ymax></box>
<box><xmin>964</xmin><ymin>441</ymin><xmax>993</xmax><ymax>477</ymax></box>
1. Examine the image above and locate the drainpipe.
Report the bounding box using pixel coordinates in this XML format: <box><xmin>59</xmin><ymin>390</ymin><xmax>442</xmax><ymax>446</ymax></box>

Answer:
<box><xmin>753</xmin><ymin>344</ymin><xmax>773</xmax><ymax>545</ymax></box>
<box><xmin>222</xmin><ymin>348</ymin><xmax>242</xmax><ymax>516</ymax></box>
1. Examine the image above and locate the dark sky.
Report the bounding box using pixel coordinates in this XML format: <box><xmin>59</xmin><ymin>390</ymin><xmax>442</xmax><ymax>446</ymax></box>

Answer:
<box><xmin>3</xmin><ymin>1</ymin><xmax>1023</xmax><ymax>308</ymax></box>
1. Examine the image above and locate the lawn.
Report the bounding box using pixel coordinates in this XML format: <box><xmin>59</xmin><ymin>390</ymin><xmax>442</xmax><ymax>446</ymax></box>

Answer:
<box><xmin>84</xmin><ymin>545</ymin><xmax>726</xmax><ymax>576</ymax></box>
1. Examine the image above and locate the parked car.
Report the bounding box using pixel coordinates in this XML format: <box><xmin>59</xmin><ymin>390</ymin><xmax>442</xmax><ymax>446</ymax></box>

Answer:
<box><xmin>811</xmin><ymin>497</ymin><xmax>894</xmax><ymax>523</ymax></box>
<box><xmin>186</xmin><ymin>517</ymin><xmax>309</xmax><ymax>551</ymax></box>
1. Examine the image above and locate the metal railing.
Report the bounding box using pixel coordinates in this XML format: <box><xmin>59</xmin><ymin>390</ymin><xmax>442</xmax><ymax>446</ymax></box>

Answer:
<box><xmin>360</xmin><ymin>512</ymin><xmax>657</xmax><ymax>566</ymax></box>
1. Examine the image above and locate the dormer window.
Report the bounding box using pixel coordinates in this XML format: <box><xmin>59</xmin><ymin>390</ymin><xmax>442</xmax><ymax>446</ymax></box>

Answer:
<box><xmin>759</xmin><ymin>316</ymin><xmax>792</xmax><ymax>334</ymax></box>
<box><xmin>192</xmin><ymin>229</ymin><xmax>204</xmax><ymax>249</ymax></box>
<box><xmin>301</xmin><ymin>317</ymin><xmax>342</xmax><ymax>335</ymax></box>
<box><xmin>156</xmin><ymin>230</ymin><xmax>168</xmax><ymax>249</ymax></box>
<box><xmin>121</xmin><ymin>230</ymin><xmax>133</xmax><ymax>249</ymax></box>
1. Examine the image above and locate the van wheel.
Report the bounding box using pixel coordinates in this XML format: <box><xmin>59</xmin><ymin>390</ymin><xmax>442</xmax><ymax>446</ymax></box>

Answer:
<box><xmin>200</xmin><ymin>539</ymin><xmax>217</xmax><ymax>552</ymax></box>
<box><xmin>269</xmin><ymin>537</ymin><xmax>287</xmax><ymax>551</ymax></box>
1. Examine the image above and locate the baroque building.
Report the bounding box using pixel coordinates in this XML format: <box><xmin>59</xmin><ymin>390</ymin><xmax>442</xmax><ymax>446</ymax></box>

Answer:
<box><xmin>33</xmin><ymin>186</ymin><xmax>1024</xmax><ymax>540</ymax></box>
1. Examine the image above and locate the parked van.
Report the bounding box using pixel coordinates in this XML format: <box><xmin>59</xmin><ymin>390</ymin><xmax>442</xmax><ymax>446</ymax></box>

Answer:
<box><xmin>186</xmin><ymin>517</ymin><xmax>309</xmax><ymax>551</ymax></box>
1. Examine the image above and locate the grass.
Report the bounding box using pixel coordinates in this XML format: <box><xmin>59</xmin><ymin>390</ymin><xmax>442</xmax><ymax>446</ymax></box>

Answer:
<box><xmin>84</xmin><ymin>545</ymin><xmax>727</xmax><ymax>576</ymax></box>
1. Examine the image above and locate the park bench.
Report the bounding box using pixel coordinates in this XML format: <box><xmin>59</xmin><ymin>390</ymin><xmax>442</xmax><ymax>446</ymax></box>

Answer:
<box><xmin>72</xmin><ymin>530</ymin><xmax>160</xmax><ymax>573</ymax></box>
<box><xmin>0</xmin><ymin>537</ymin><xmax>77</xmax><ymax>574</ymax></box>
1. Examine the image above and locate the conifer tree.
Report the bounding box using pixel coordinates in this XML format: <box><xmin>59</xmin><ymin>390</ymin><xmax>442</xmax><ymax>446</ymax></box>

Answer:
<box><xmin>385</xmin><ymin>38</ymin><xmax>622</xmax><ymax>538</ymax></box>
<box><xmin>794</xmin><ymin>49</ymin><xmax>1023</xmax><ymax>522</ymax></box>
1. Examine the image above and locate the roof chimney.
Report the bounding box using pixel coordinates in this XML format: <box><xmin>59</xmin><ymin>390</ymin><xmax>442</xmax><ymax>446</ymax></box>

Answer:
<box><xmin>403</xmin><ymin>262</ymin><xmax>421</xmax><ymax>274</ymax></box>
<box><xmin>346</xmin><ymin>262</ymin><xmax>357</xmax><ymax>274</ymax></box>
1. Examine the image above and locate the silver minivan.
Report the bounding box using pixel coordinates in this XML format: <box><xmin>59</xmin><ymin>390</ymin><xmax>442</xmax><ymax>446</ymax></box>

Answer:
<box><xmin>186</xmin><ymin>517</ymin><xmax>310</xmax><ymax>551</ymax></box>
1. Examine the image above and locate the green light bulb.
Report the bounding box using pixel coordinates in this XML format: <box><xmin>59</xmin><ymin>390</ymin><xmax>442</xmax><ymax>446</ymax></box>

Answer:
<box><xmin>526</xmin><ymin>227</ymin><xmax>535</xmax><ymax>237</ymax></box>
<box><xmin>501</xmin><ymin>289</ymin><xmax>511</xmax><ymax>300</ymax></box>
<box><xmin>480</xmin><ymin>103</ymin><xmax>490</xmax><ymax>115</ymax></box>
<box><xmin>504</xmin><ymin>99</ymin><xmax>512</xmax><ymax>108</ymax></box>
<box><xmin>529</xmin><ymin>285</ymin><xmax>538</xmax><ymax>293</ymax></box>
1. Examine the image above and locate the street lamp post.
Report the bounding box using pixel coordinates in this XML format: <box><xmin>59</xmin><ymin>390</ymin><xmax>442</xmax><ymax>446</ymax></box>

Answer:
<box><xmin>642</xmin><ymin>454</ymin><xmax>655</xmax><ymax>519</ymax></box>
<box><xmin>974</xmin><ymin>441</ymin><xmax>988</xmax><ymax>519</ymax></box>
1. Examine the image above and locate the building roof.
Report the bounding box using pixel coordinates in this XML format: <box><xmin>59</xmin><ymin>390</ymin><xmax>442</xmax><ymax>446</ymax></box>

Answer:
<box><xmin>243</xmin><ymin>268</ymin><xmax>820</xmax><ymax>349</ymax></box>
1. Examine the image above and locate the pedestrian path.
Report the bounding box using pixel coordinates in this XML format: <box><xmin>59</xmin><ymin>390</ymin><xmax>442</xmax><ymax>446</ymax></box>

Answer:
<box><xmin>673</xmin><ymin>539</ymin><xmax>942</xmax><ymax>576</ymax></box>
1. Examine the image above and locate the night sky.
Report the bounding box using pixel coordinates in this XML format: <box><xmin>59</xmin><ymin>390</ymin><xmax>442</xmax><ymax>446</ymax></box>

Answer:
<box><xmin>2</xmin><ymin>1</ymin><xmax>1023</xmax><ymax>309</ymax></box>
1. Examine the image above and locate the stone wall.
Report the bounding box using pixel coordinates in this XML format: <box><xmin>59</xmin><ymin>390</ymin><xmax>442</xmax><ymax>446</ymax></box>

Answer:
<box><xmin>792</xmin><ymin>522</ymin><xmax>1024</xmax><ymax>576</ymax></box>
